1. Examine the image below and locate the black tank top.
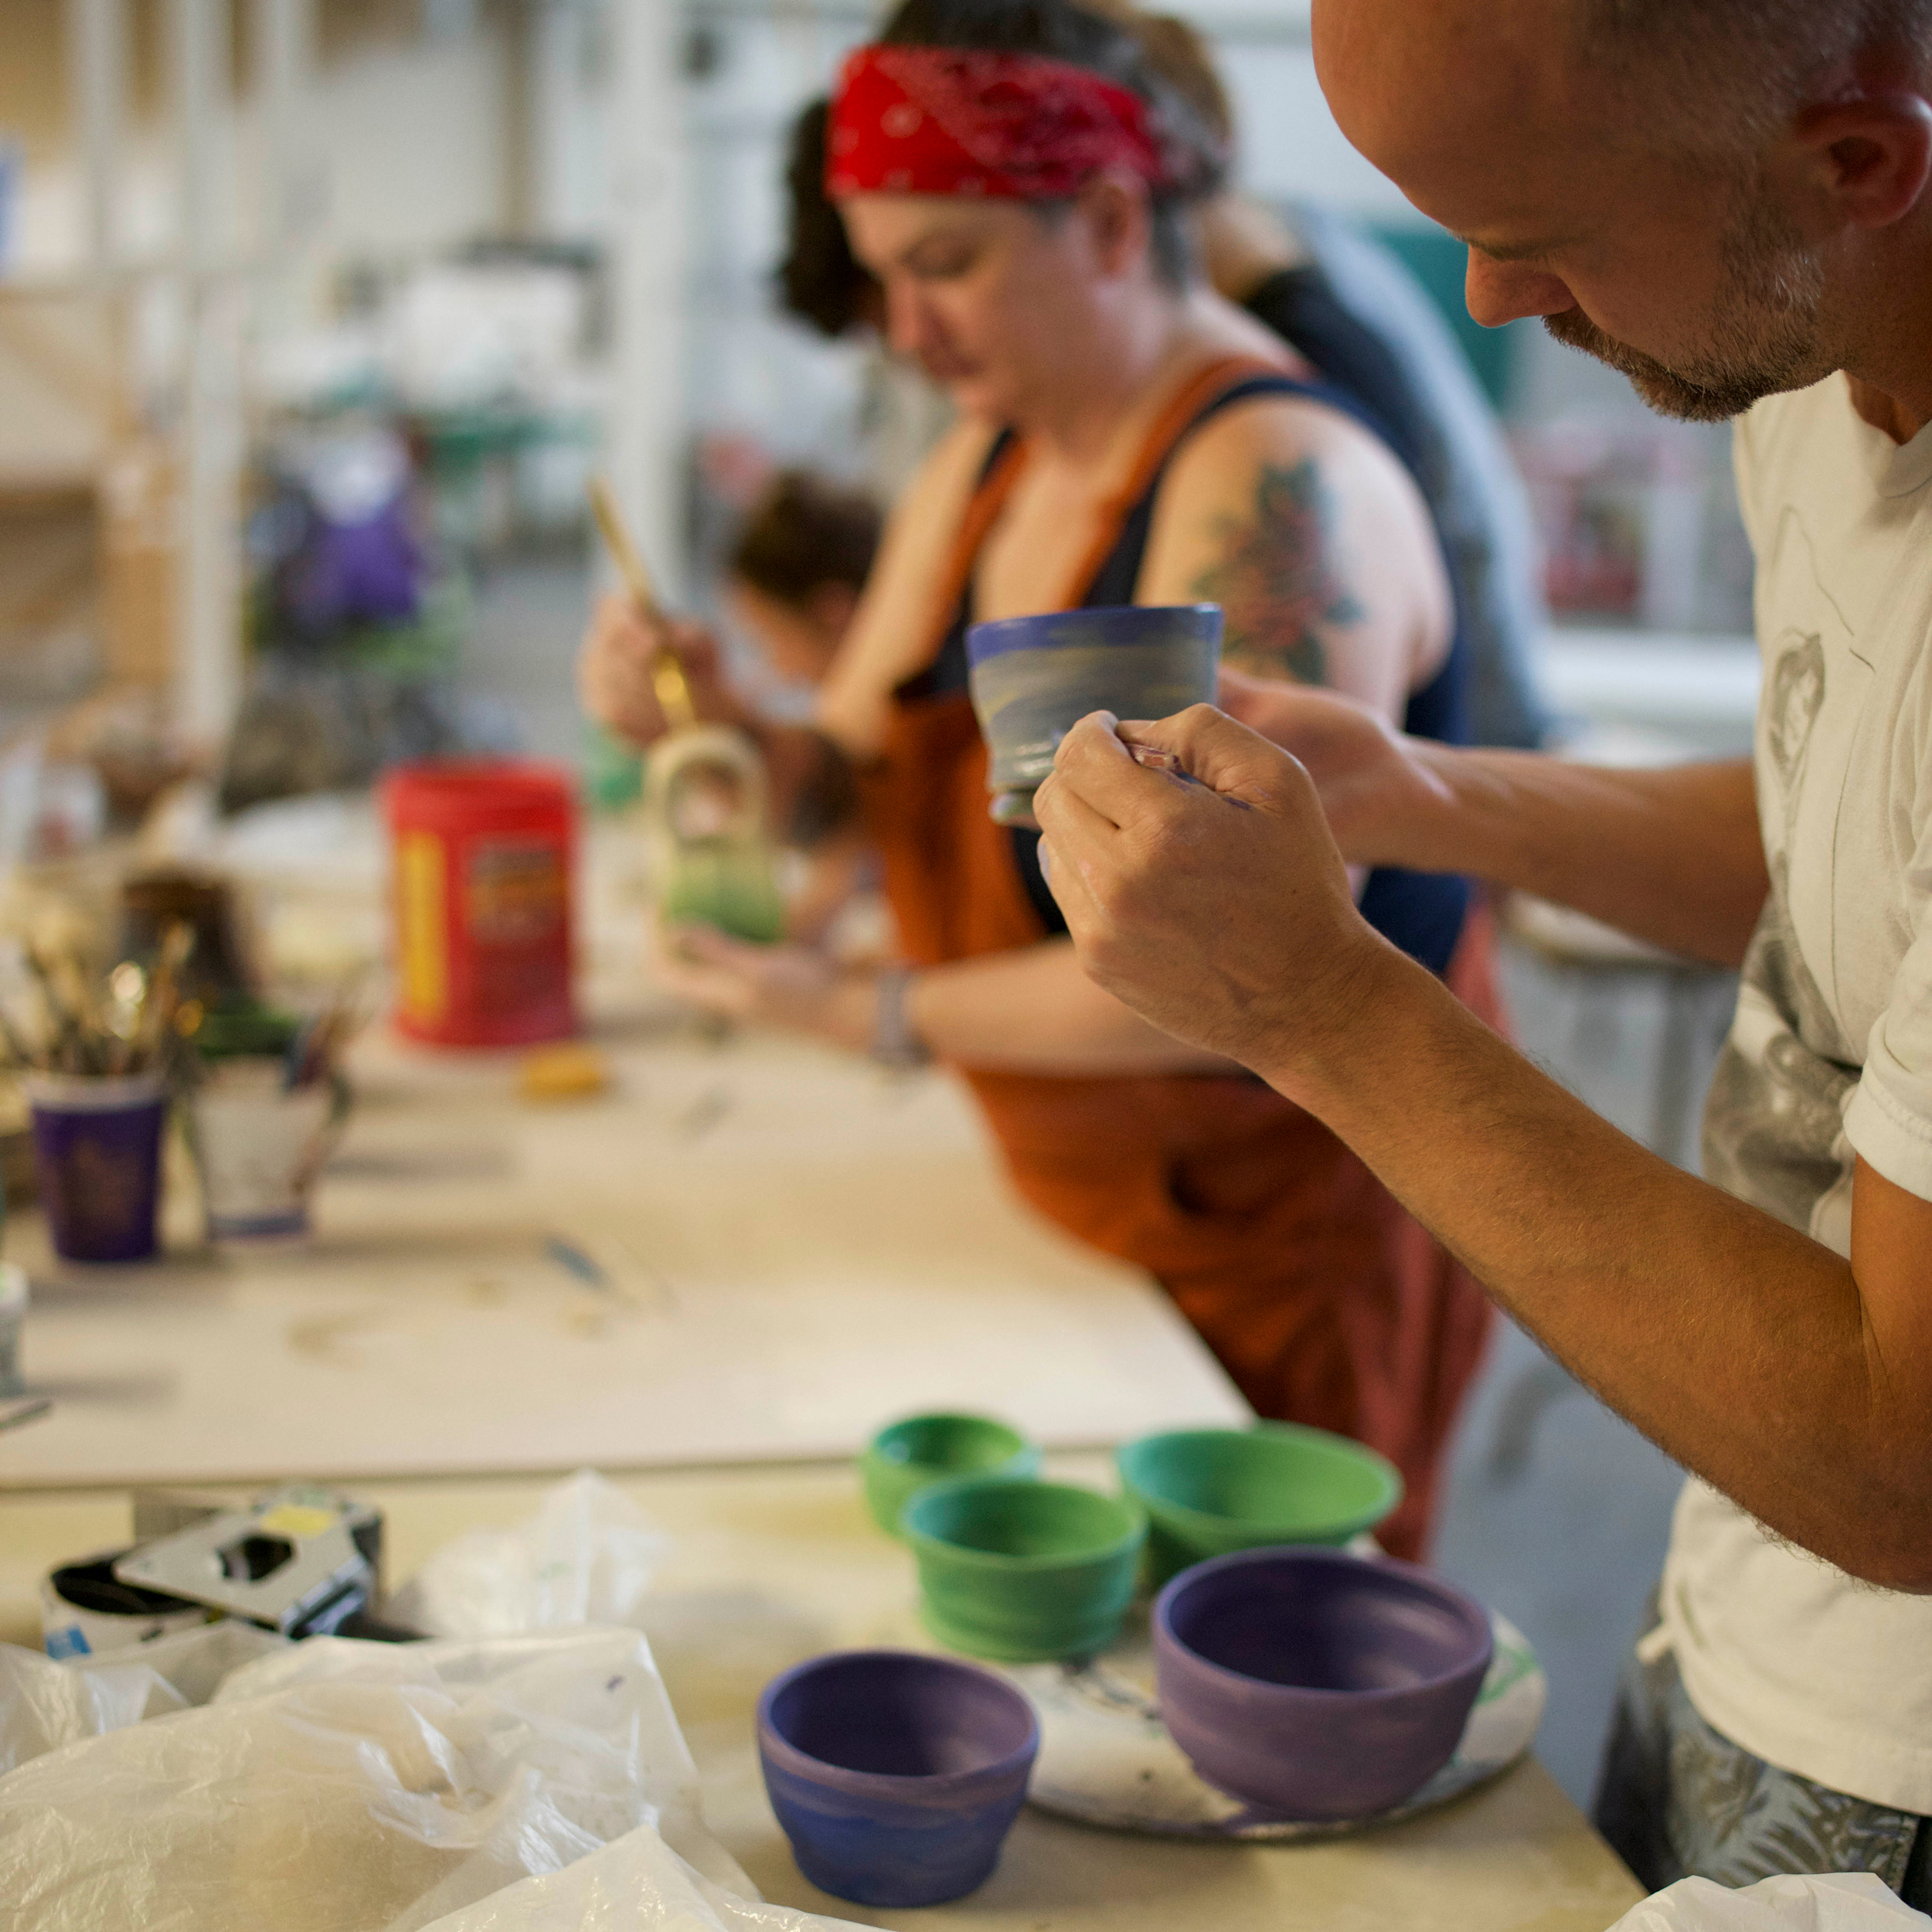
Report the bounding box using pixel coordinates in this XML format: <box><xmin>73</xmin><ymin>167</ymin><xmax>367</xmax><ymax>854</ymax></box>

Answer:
<box><xmin>905</xmin><ymin>372</ymin><xmax>1472</xmax><ymax>976</ymax></box>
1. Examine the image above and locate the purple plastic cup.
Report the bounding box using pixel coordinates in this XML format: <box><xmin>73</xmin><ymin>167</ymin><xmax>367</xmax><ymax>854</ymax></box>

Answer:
<box><xmin>1153</xmin><ymin>1546</ymin><xmax>1494</xmax><ymax>1820</ymax></box>
<box><xmin>26</xmin><ymin>1073</ymin><xmax>168</xmax><ymax>1264</ymax></box>
<box><xmin>757</xmin><ymin>1648</ymin><xmax>1039</xmax><ymax>1906</ymax></box>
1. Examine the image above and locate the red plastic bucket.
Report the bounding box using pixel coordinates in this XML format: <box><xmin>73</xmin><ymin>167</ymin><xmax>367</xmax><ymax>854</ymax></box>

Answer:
<box><xmin>384</xmin><ymin>761</ymin><xmax>577</xmax><ymax>1046</ymax></box>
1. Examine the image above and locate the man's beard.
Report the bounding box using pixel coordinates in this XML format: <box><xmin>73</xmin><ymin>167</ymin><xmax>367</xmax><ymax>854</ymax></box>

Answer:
<box><xmin>1543</xmin><ymin>185</ymin><xmax>1830</xmax><ymax>423</ymax></box>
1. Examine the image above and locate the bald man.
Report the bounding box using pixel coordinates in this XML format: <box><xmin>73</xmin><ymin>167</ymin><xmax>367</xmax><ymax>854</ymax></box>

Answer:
<box><xmin>1034</xmin><ymin>0</ymin><xmax>1932</xmax><ymax>1903</ymax></box>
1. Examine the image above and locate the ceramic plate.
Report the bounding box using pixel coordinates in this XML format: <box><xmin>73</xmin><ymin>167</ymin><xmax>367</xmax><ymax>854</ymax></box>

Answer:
<box><xmin>1005</xmin><ymin>1607</ymin><xmax>1544</xmax><ymax>1841</ymax></box>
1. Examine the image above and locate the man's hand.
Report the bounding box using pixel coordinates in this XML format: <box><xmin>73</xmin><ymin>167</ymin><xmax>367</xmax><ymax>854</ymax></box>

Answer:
<box><xmin>577</xmin><ymin>597</ymin><xmax>742</xmax><ymax>749</ymax></box>
<box><xmin>1033</xmin><ymin>706</ymin><xmax>1388</xmax><ymax>1081</ymax></box>
<box><xmin>1215</xmin><ymin>667</ymin><xmax>1452</xmax><ymax>869</ymax></box>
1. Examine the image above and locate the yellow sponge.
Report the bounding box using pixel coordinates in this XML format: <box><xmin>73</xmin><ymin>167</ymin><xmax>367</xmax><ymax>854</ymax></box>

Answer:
<box><xmin>519</xmin><ymin>1043</ymin><xmax>611</xmax><ymax>1103</ymax></box>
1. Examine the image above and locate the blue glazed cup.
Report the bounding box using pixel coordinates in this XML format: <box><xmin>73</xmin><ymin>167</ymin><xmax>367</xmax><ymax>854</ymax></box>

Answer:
<box><xmin>757</xmin><ymin>1648</ymin><xmax>1039</xmax><ymax>1907</ymax></box>
<box><xmin>965</xmin><ymin>603</ymin><xmax>1222</xmax><ymax>827</ymax></box>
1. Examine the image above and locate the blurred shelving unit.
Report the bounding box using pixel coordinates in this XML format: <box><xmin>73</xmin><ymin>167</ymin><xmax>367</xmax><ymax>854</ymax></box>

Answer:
<box><xmin>2</xmin><ymin>0</ymin><xmax>696</xmax><ymax>762</ymax></box>
<box><xmin>0</xmin><ymin>0</ymin><xmax>296</xmax><ymax>752</ymax></box>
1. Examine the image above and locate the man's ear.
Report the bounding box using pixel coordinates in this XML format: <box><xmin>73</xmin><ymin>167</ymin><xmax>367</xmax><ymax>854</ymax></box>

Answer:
<box><xmin>1793</xmin><ymin>90</ymin><xmax>1932</xmax><ymax>231</ymax></box>
<box><xmin>1077</xmin><ymin>169</ymin><xmax>1156</xmax><ymax>277</ymax></box>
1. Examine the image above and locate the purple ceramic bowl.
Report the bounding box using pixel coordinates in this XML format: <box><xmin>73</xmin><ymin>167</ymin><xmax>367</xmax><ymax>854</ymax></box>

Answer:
<box><xmin>757</xmin><ymin>1648</ymin><xmax>1039</xmax><ymax>1906</ymax></box>
<box><xmin>1153</xmin><ymin>1547</ymin><xmax>1493</xmax><ymax>1821</ymax></box>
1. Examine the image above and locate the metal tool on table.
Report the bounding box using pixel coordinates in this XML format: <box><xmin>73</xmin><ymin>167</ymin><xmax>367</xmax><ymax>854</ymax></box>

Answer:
<box><xmin>587</xmin><ymin>477</ymin><xmax>786</xmax><ymax>945</ymax></box>
<box><xmin>110</xmin><ymin>1483</ymin><xmax>420</xmax><ymax>1641</ymax></box>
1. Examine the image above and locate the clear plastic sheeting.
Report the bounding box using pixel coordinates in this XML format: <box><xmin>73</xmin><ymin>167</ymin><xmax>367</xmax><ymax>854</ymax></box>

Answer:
<box><xmin>0</xmin><ymin>1626</ymin><xmax>790</xmax><ymax>1932</ymax></box>
<box><xmin>1611</xmin><ymin>1874</ymin><xmax>1932</xmax><ymax>1930</ymax></box>
<box><xmin>0</xmin><ymin>1621</ymin><xmax>284</xmax><ymax>1774</ymax></box>
<box><xmin>389</xmin><ymin>1470</ymin><xmax>669</xmax><ymax>1639</ymax></box>
<box><xmin>0</xmin><ymin>1640</ymin><xmax>183</xmax><ymax>1776</ymax></box>
<box><xmin>414</xmin><ymin>1825</ymin><xmax>866</xmax><ymax>1932</ymax></box>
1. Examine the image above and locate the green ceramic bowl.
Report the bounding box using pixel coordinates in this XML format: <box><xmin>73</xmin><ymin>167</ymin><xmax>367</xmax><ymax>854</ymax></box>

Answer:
<box><xmin>1116</xmin><ymin>1424</ymin><xmax>1404</xmax><ymax>1585</ymax></box>
<box><xmin>902</xmin><ymin>1476</ymin><xmax>1147</xmax><ymax>1662</ymax></box>
<box><xmin>861</xmin><ymin>1413</ymin><xmax>1043</xmax><ymax>1539</ymax></box>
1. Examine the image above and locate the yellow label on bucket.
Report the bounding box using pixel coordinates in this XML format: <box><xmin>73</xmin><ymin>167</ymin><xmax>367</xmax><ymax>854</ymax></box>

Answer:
<box><xmin>399</xmin><ymin>832</ymin><xmax>447</xmax><ymax>1021</ymax></box>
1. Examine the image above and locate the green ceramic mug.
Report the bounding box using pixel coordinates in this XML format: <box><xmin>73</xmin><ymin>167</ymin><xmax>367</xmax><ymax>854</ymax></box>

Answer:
<box><xmin>1116</xmin><ymin>1423</ymin><xmax>1404</xmax><ymax>1585</ymax></box>
<box><xmin>902</xmin><ymin>1475</ymin><xmax>1147</xmax><ymax>1662</ymax></box>
<box><xmin>861</xmin><ymin>1413</ymin><xmax>1043</xmax><ymax>1539</ymax></box>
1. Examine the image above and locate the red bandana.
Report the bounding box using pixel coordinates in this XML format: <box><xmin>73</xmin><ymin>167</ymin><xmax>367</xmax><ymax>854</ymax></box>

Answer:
<box><xmin>825</xmin><ymin>45</ymin><xmax>1184</xmax><ymax>201</ymax></box>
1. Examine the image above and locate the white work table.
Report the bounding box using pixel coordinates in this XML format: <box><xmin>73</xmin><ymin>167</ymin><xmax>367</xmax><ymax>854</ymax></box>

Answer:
<box><xmin>0</xmin><ymin>1460</ymin><xmax>1646</xmax><ymax>1932</ymax></box>
<box><xmin>0</xmin><ymin>1005</ymin><xmax>1246</xmax><ymax>1490</ymax></box>
<box><xmin>0</xmin><ymin>808</ymin><xmax>1643</xmax><ymax>1929</ymax></box>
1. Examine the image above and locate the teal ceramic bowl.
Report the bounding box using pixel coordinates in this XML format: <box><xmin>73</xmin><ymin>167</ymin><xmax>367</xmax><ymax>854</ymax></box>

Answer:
<box><xmin>1117</xmin><ymin>1424</ymin><xmax>1404</xmax><ymax>1585</ymax></box>
<box><xmin>902</xmin><ymin>1476</ymin><xmax>1147</xmax><ymax>1662</ymax></box>
<box><xmin>862</xmin><ymin>1413</ymin><xmax>1043</xmax><ymax>1539</ymax></box>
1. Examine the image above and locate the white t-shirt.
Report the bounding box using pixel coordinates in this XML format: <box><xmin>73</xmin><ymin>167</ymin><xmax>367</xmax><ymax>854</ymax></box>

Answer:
<box><xmin>1660</xmin><ymin>372</ymin><xmax>1932</xmax><ymax>1815</ymax></box>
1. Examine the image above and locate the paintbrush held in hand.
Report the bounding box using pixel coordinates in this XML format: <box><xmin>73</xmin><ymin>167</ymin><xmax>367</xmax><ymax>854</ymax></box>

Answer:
<box><xmin>2</xmin><ymin>921</ymin><xmax>198</xmax><ymax>1078</ymax></box>
<box><xmin>587</xmin><ymin>474</ymin><xmax>699</xmax><ymax>733</ymax></box>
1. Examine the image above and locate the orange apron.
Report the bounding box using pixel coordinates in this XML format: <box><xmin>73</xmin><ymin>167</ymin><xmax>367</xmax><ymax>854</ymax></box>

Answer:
<box><xmin>859</xmin><ymin>358</ymin><xmax>1497</xmax><ymax>1558</ymax></box>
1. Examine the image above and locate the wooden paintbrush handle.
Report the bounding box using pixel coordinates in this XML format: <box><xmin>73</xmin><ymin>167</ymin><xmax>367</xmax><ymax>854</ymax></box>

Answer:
<box><xmin>588</xmin><ymin>475</ymin><xmax>698</xmax><ymax>733</ymax></box>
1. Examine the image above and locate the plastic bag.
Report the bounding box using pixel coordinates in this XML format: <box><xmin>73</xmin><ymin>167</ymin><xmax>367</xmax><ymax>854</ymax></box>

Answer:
<box><xmin>415</xmin><ymin>1826</ymin><xmax>865</xmax><ymax>1932</ymax></box>
<box><xmin>1610</xmin><ymin>1874</ymin><xmax>1932</xmax><ymax>1930</ymax></box>
<box><xmin>0</xmin><ymin>1621</ymin><xmax>284</xmax><ymax>1774</ymax></box>
<box><xmin>0</xmin><ymin>1626</ymin><xmax>753</xmax><ymax>1932</ymax></box>
<box><xmin>388</xmin><ymin>1470</ymin><xmax>668</xmax><ymax>1638</ymax></box>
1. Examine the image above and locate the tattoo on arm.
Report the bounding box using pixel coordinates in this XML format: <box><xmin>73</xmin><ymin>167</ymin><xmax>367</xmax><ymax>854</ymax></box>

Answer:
<box><xmin>1188</xmin><ymin>459</ymin><xmax>1365</xmax><ymax>684</ymax></box>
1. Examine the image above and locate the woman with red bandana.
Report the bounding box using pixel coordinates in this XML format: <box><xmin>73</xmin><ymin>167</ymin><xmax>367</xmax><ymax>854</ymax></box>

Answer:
<box><xmin>580</xmin><ymin>0</ymin><xmax>1498</xmax><ymax>1558</ymax></box>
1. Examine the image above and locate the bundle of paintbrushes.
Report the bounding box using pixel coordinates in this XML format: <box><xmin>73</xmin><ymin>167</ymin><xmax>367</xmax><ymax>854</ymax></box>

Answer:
<box><xmin>0</xmin><ymin>921</ymin><xmax>198</xmax><ymax>1080</ymax></box>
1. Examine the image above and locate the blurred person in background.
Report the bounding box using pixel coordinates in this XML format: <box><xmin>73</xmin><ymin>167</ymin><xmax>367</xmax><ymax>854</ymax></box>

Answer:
<box><xmin>723</xmin><ymin>470</ymin><xmax>884</xmax><ymax>944</ymax></box>
<box><xmin>774</xmin><ymin>10</ymin><xmax>1551</xmax><ymax>751</ymax></box>
<box><xmin>724</xmin><ymin>469</ymin><xmax>882</xmax><ymax>691</ymax></box>
<box><xmin>583</xmin><ymin>0</ymin><xmax>1498</xmax><ymax>1556</ymax></box>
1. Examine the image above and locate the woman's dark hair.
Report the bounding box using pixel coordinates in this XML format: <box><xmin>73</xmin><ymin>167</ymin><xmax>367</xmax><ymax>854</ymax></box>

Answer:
<box><xmin>729</xmin><ymin>470</ymin><xmax>883</xmax><ymax>604</ymax></box>
<box><xmin>875</xmin><ymin>0</ymin><xmax>1230</xmax><ymax>288</ymax></box>
<box><xmin>779</xmin><ymin>100</ymin><xmax>879</xmax><ymax>338</ymax></box>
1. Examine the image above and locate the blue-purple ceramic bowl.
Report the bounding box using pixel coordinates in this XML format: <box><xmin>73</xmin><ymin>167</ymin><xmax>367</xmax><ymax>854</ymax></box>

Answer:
<box><xmin>1153</xmin><ymin>1547</ymin><xmax>1493</xmax><ymax>1820</ymax></box>
<box><xmin>965</xmin><ymin>603</ymin><xmax>1221</xmax><ymax>825</ymax></box>
<box><xmin>757</xmin><ymin>1648</ymin><xmax>1039</xmax><ymax>1906</ymax></box>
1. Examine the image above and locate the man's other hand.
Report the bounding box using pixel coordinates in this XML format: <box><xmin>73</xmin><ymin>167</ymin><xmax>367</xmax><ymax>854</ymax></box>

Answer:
<box><xmin>1033</xmin><ymin>705</ymin><xmax>1389</xmax><ymax>1078</ymax></box>
<box><xmin>1216</xmin><ymin>666</ymin><xmax>1451</xmax><ymax>869</ymax></box>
